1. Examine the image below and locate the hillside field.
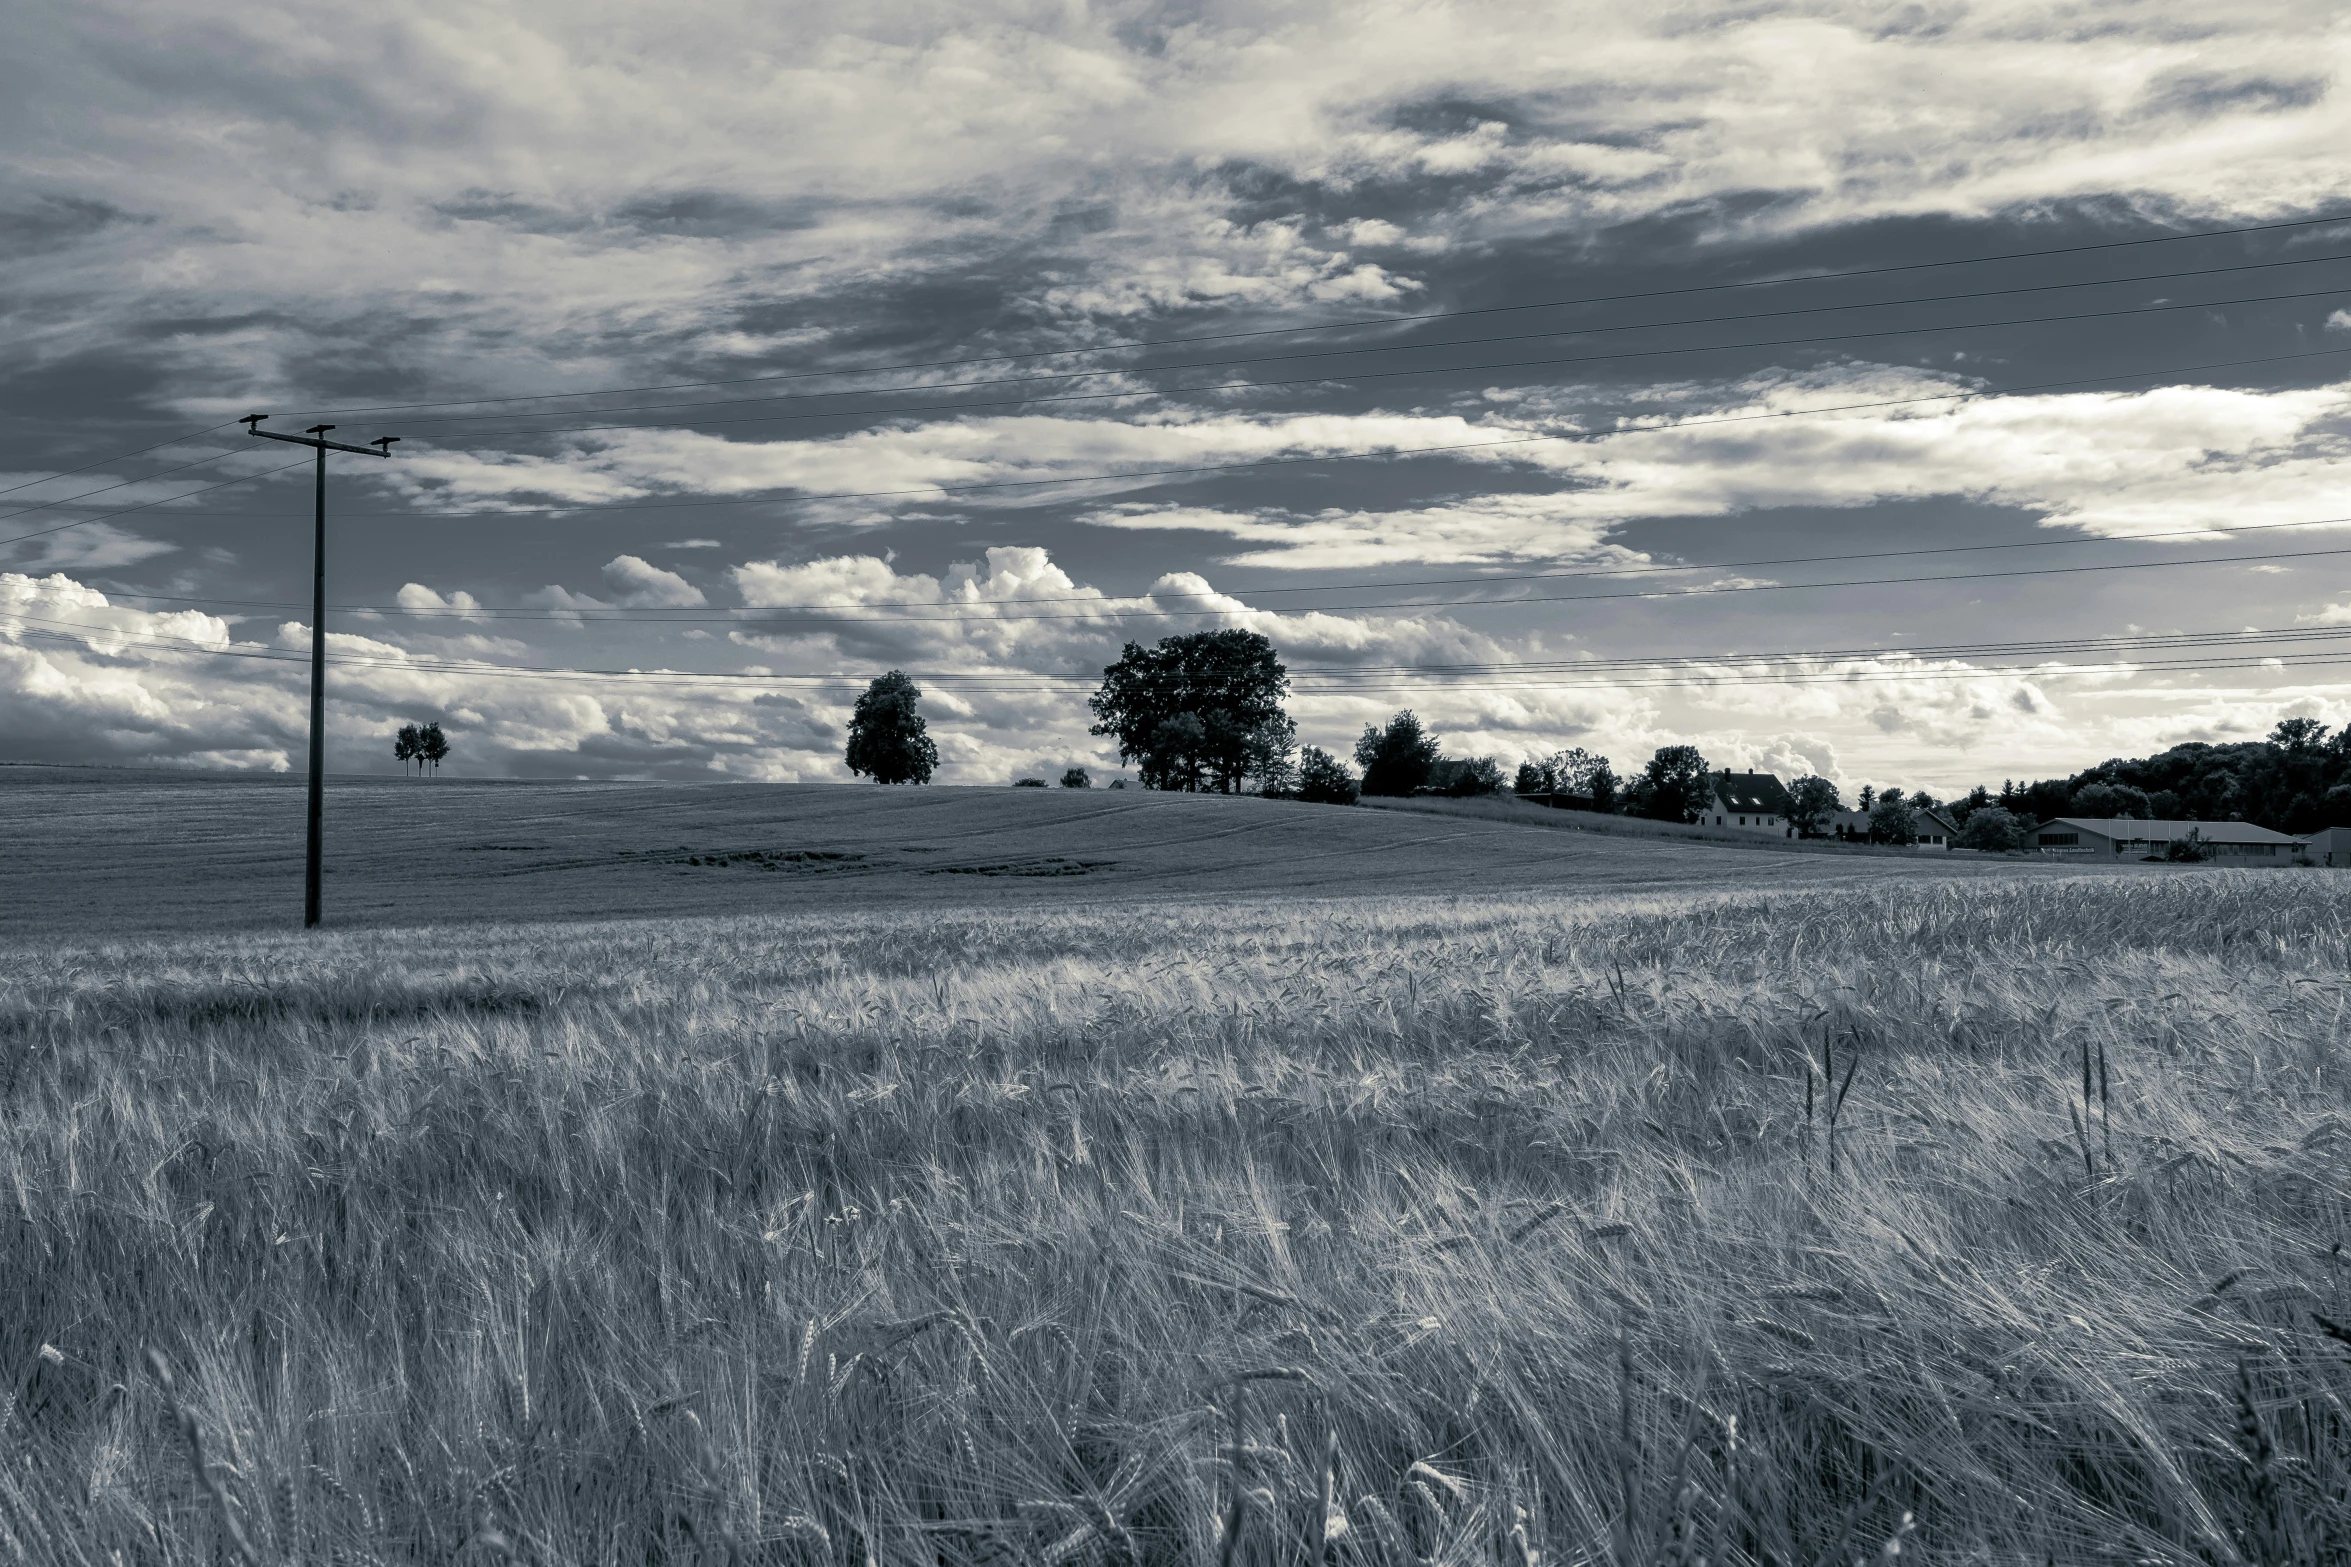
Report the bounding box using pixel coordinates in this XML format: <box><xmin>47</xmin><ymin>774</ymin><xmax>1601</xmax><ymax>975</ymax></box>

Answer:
<box><xmin>0</xmin><ymin>765</ymin><xmax>2112</xmax><ymax>939</ymax></box>
<box><xmin>3</xmin><ymin>870</ymin><xmax>2348</xmax><ymax>1564</ymax></box>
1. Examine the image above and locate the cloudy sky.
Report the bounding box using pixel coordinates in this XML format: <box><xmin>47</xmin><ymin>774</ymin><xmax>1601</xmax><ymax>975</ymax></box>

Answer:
<box><xmin>5</xmin><ymin>0</ymin><xmax>2351</xmax><ymax>793</ymax></box>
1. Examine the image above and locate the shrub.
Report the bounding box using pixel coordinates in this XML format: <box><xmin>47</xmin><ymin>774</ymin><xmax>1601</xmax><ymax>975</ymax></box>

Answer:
<box><xmin>1296</xmin><ymin>746</ymin><xmax>1359</xmax><ymax>805</ymax></box>
<box><xmin>1012</xmin><ymin>778</ymin><xmax>1047</xmax><ymax>788</ymax></box>
<box><xmin>1955</xmin><ymin>804</ymin><xmax>2030</xmax><ymax>852</ymax></box>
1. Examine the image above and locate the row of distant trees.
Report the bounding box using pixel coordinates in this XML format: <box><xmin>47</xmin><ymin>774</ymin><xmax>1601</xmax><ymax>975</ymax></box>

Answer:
<box><xmin>837</xmin><ymin>636</ymin><xmax>2341</xmax><ymax>841</ymax></box>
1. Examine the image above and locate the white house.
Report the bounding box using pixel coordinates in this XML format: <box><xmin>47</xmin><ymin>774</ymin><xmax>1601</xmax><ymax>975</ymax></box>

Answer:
<box><xmin>1705</xmin><ymin>772</ymin><xmax>1797</xmax><ymax>836</ymax></box>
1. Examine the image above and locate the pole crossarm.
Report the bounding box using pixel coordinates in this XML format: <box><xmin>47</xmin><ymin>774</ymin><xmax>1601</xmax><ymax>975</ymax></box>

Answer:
<box><xmin>249</xmin><ymin>429</ymin><xmax>392</xmax><ymax>458</ymax></box>
<box><xmin>243</xmin><ymin>415</ymin><xmax>394</xmax><ymax>458</ymax></box>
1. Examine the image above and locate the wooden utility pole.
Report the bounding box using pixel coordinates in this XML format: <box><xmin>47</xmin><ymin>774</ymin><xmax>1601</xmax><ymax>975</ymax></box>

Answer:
<box><xmin>242</xmin><ymin>415</ymin><xmax>397</xmax><ymax>927</ymax></box>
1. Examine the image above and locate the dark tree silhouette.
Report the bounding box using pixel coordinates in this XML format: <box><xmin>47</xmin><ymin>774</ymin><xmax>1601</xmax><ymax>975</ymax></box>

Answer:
<box><xmin>393</xmin><ymin>723</ymin><xmax>423</xmax><ymax>776</ymax></box>
<box><xmin>1296</xmin><ymin>747</ymin><xmax>1359</xmax><ymax>805</ymax></box>
<box><xmin>420</xmin><ymin>722</ymin><xmax>449</xmax><ymax>776</ymax></box>
<box><xmin>1060</xmin><ymin>767</ymin><xmax>1091</xmax><ymax>788</ymax></box>
<box><xmin>844</xmin><ymin>671</ymin><xmax>939</xmax><ymax>784</ymax></box>
<box><xmin>1635</xmin><ymin>745</ymin><xmax>1711</xmax><ymax>822</ymax></box>
<box><xmin>1088</xmin><ymin>630</ymin><xmax>1290</xmax><ymax>793</ymax></box>
<box><xmin>1353</xmin><ymin>711</ymin><xmax>1441</xmax><ymax>797</ymax></box>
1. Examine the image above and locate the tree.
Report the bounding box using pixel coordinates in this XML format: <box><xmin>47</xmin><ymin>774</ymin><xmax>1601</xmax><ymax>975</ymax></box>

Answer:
<box><xmin>1637</xmin><ymin>745</ymin><xmax>1711</xmax><ymax>823</ymax></box>
<box><xmin>1586</xmin><ymin>761</ymin><xmax>1619</xmax><ymax>813</ymax></box>
<box><xmin>1244</xmin><ymin>716</ymin><xmax>1299</xmax><ymax>796</ymax></box>
<box><xmin>1869</xmin><ymin>796</ymin><xmax>1920</xmax><ymax>845</ymax></box>
<box><xmin>1514</xmin><ymin>759</ymin><xmax>1553</xmax><ymax>795</ymax></box>
<box><xmin>845</xmin><ymin>670</ymin><xmax>939</xmax><ymax>785</ymax></box>
<box><xmin>1540</xmin><ymin>747</ymin><xmax>1613</xmax><ymax>802</ymax></box>
<box><xmin>1354</xmin><ymin>711</ymin><xmax>1443</xmax><ymax>797</ymax></box>
<box><xmin>2272</xmin><ymin>716</ymin><xmax>2328</xmax><ymax>752</ymax></box>
<box><xmin>1857</xmin><ymin>785</ymin><xmax>1875</xmax><ymax>812</ymax></box>
<box><xmin>1956</xmin><ymin>805</ymin><xmax>2029</xmax><ymax>851</ymax></box>
<box><xmin>393</xmin><ymin>722</ymin><xmax>422</xmax><ymax>777</ymax></box>
<box><xmin>1296</xmin><ymin>747</ymin><xmax>1359</xmax><ymax>805</ymax></box>
<box><xmin>2070</xmin><ymin>781</ymin><xmax>2149</xmax><ymax>818</ymax></box>
<box><xmin>1060</xmin><ymin>767</ymin><xmax>1091</xmax><ymax>788</ymax></box>
<box><xmin>1089</xmin><ymin>630</ymin><xmax>1290</xmax><ymax>793</ymax></box>
<box><xmin>420</xmin><ymin>722</ymin><xmax>449</xmax><ymax>776</ymax></box>
<box><xmin>1786</xmin><ymin>775</ymin><xmax>1843</xmax><ymax>837</ymax></box>
<box><xmin>1424</xmin><ymin>757</ymin><xmax>1504</xmax><ymax>797</ymax></box>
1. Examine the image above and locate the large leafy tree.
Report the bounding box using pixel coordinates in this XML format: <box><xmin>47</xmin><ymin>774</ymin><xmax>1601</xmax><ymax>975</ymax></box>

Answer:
<box><xmin>1636</xmin><ymin>745</ymin><xmax>1712</xmax><ymax>823</ymax></box>
<box><xmin>1786</xmin><ymin>775</ymin><xmax>1843</xmax><ymax>836</ymax></box>
<box><xmin>1088</xmin><ymin>631</ymin><xmax>1291</xmax><ymax>793</ymax></box>
<box><xmin>1354</xmin><ymin>711</ymin><xmax>1442</xmax><ymax>797</ymax></box>
<box><xmin>845</xmin><ymin>671</ymin><xmax>940</xmax><ymax>784</ymax></box>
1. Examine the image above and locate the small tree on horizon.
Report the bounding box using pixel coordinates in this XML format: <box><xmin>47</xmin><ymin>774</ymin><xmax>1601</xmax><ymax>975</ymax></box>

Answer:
<box><xmin>845</xmin><ymin>671</ymin><xmax>939</xmax><ymax>785</ymax></box>
<box><xmin>420</xmin><ymin>722</ymin><xmax>449</xmax><ymax>777</ymax></box>
<box><xmin>393</xmin><ymin>723</ymin><xmax>422</xmax><ymax>776</ymax></box>
<box><xmin>1296</xmin><ymin>747</ymin><xmax>1359</xmax><ymax>805</ymax></box>
<box><xmin>1354</xmin><ymin>711</ymin><xmax>1442</xmax><ymax>797</ymax></box>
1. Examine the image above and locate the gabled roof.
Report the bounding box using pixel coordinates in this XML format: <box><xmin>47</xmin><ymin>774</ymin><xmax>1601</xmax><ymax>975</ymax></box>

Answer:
<box><xmin>2041</xmin><ymin>817</ymin><xmax>2299</xmax><ymax>845</ymax></box>
<box><xmin>1710</xmin><ymin>771</ymin><xmax>1795</xmax><ymax>815</ymax></box>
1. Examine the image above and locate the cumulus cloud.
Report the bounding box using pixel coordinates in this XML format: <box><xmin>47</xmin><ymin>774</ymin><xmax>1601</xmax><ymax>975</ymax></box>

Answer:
<box><xmin>600</xmin><ymin>554</ymin><xmax>706</xmax><ymax>607</ymax></box>
<box><xmin>396</xmin><ymin>583</ymin><xmax>484</xmax><ymax>616</ymax></box>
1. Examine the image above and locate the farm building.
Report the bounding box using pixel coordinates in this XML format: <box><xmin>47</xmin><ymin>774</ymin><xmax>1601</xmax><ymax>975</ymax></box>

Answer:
<box><xmin>2297</xmin><ymin>825</ymin><xmax>2351</xmax><ymax>865</ymax></box>
<box><xmin>1825</xmin><ymin>805</ymin><xmax>1956</xmax><ymax>847</ymax></box>
<box><xmin>1704</xmin><ymin>772</ymin><xmax>1796</xmax><ymax>836</ymax></box>
<box><xmin>2032</xmin><ymin>817</ymin><xmax>2302</xmax><ymax>861</ymax></box>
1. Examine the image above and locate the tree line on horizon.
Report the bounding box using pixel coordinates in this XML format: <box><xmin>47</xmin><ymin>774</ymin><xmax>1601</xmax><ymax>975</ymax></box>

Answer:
<box><xmin>836</xmin><ymin>632</ymin><xmax>2345</xmax><ymax>843</ymax></box>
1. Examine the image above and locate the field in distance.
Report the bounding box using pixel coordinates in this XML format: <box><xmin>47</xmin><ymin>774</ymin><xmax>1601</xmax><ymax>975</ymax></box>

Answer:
<box><xmin>0</xmin><ymin>764</ymin><xmax>2109</xmax><ymax>939</ymax></box>
<box><xmin>3</xmin><ymin>873</ymin><xmax>2346</xmax><ymax>1562</ymax></box>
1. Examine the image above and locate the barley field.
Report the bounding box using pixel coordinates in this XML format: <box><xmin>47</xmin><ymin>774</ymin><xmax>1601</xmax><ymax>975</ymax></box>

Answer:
<box><xmin>4</xmin><ymin>874</ymin><xmax>2348</xmax><ymax>1564</ymax></box>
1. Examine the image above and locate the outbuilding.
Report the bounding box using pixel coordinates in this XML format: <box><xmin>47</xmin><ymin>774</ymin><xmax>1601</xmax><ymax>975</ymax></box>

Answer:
<box><xmin>2032</xmin><ymin>817</ymin><xmax>2301</xmax><ymax>861</ymax></box>
<box><xmin>2299</xmin><ymin>825</ymin><xmax>2351</xmax><ymax>865</ymax></box>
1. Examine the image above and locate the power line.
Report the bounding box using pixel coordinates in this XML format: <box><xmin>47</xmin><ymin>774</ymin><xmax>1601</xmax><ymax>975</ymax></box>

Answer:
<box><xmin>12</xmin><ymin>267</ymin><xmax>2342</xmax><ymax>548</ymax></box>
<box><xmin>379</xmin><ymin>246</ymin><xmax>2351</xmax><ymax>438</ymax></box>
<box><xmin>281</xmin><ymin>208</ymin><xmax>2351</xmax><ymax>420</ymax></box>
<box><xmin>90</xmin><ymin>511</ymin><xmax>2351</xmax><ymax>622</ymax></box>
<box><xmin>10</xmin><ymin>343</ymin><xmax>2347</xmax><ymax>570</ymax></box>
<box><xmin>13</xmin><ymin>609</ymin><xmax>2351</xmax><ymax>696</ymax></box>
<box><xmin>0</xmin><ymin>445</ymin><xmax>250</xmax><ymax>529</ymax></box>
<box><xmin>112</xmin><ymin>343</ymin><xmax>2351</xmax><ymax>525</ymax></box>
<box><xmin>0</xmin><ymin>458</ymin><xmax>311</xmax><ymax>553</ymax></box>
<box><xmin>8</xmin><ymin>220</ymin><xmax>2339</xmax><ymax>541</ymax></box>
<box><xmin>0</xmin><ymin>421</ymin><xmax>245</xmax><ymax>501</ymax></box>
